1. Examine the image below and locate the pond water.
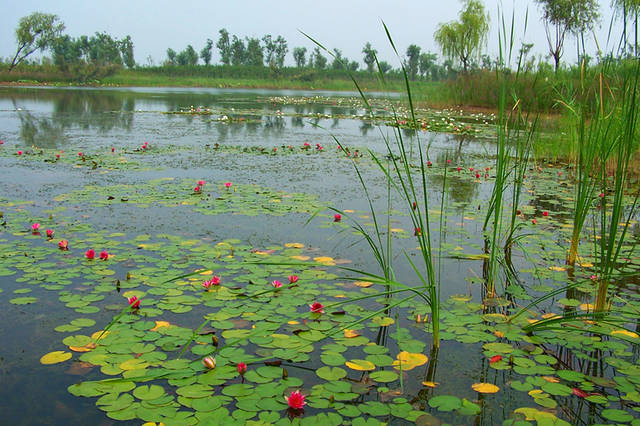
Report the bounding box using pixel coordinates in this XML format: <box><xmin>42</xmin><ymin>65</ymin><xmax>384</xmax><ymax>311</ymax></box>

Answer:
<box><xmin>0</xmin><ymin>86</ymin><xmax>638</xmax><ymax>425</ymax></box>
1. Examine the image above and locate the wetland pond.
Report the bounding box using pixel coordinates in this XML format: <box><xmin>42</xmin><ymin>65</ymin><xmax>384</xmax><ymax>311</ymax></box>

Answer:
<box><xmin>0</xmin><ymin>86</ymin><xmax>639</xmax><ymax>425</ymax></box>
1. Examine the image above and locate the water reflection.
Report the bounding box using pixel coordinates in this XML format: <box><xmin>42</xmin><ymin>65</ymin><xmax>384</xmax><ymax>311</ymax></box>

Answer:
<box><xmin>1</xmin><ymin>87</ymin><xmax>491</xmax><ymax>154</ymax></box>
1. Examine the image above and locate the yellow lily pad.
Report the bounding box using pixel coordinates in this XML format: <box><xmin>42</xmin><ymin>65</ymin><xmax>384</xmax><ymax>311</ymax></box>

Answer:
<box><xmin>611</xmin><ymin>329</ymin><xmax>639</xmax><ymax>339</ymax></box>
<box><xmin>151</xmin><ymin>321</ymin><xmax>171</xmax><ymax>331</ymax></box>
<box><xmin>354</xmin><ymin>281</ymin><xmax>373</xmax><ymax>288</ymax></box>
<box><xmin>392</xmin><ymin>351</ymin><xmax>428</xmax><ymax>371</ymax></box>
<box><xmin>291</xmin><ymin>255</ymin><xmax>310</xmax><ymax>261</ymax></box>
<box><xmin>472</xmin><ymin>382</ymin><xmax>500</xmax><ymax>393</ymax></box>
<box><xmin>285</xmin><ymin>243</ymin><xmax>304</xmax><ymax>248</ymax></box>
<box><xmin>40</xmin><ymin>351</ymin><xmax>72</xmax><ymax>365</ymax></box>
<box><xmin>345</xmin><ymin>359</ymin><xmax>376</xmax><ymax>371</ymax></box>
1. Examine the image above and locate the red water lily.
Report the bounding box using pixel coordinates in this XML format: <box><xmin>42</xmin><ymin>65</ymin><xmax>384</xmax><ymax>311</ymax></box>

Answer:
<box><xmin>333</xmin><ymin>214</ymin><xmax>341</xmax><ymax>222</ymax></box>
<box><xmin>456</xmin><ymin>166</ymin><xmax>462</xmax><ymax>172</ymax></box>
<box><xmin>99</xmin><ymin>250</ymin><xmax>109</xmax><ymax>260</ymax></box>
<box><xmin>414</xmin><ymin>227</ymin><xmax>421</xmax><ymax>236</ymax></box>
<box><xmin>285</xmin><ymin>390</ymin><xmax>306</xmax><ymax>409</ymax></box>
<box><xmin>194</xmin><ymin>186</ymin><xmax>201</xmax><ymax>193</ymax></box>
<box><xmin>111</xmin><ymin>147</ymin><xmax>115</xmax><ymax>153</ymax></box>
<box><xmin>427</xmin><ymin>161</ymin><xmax>432</xmax><ymax>167</ymax></box>
<box><xmin>288</xmin><ymin>275</ymin><xmax>299</xmax><ymax>284</ymax></box>
<box><xmin>128</xmin><ymin>296</ymin><xmax>140</xmax><ymax>308</ymax></box>
<box><xmin>46</xmin><ymin>229</ymin><xmax>54</xmax><ymax>238</ymax></box>
<box><xmin>542</xmin><ymin>211</ymin><xmax>549</xmax><ymax>217</ymax></box>
<box><xmin>237</xmin><ymin>362</ymin><xmax>247</xmax><ymax>375</ymax></box>
<box><xmin>85</xmin><ymin>249</ymin><xmax>95</xmax><ymax>260</ymax></box>
<box><xmin>58</xmin><ymin>240</ymin><xmax>68</xmax><ymax>250</ymax></box>
<box><xmin>489</xmin><ymin>355</ymin><xmax>502</xmax><ymax>363</ymax></box>
<box><xmin>310</xmin><ymin>302</ymin><xmax>324</xmax><ymax>313</ymax></box>
<box><xmin>17</xmin><ymin>150</ymin><xmax>23</xmax><ymax>155</ymax></box>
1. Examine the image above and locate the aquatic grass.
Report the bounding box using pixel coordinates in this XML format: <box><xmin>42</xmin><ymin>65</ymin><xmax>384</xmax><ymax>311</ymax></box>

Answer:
<box><xmin>482</xmin><ymin>10</ymin><xmax>535</xmax><ymax>297</ymax></box>
<box><xmin>303</xmin><ymin>25</ymin><xmax>447</xmax><ymax>348</ymax></box>
<box><xmin>593</xmin><ymin>61</ymin><xmax>640</xmax><ymax>313</ymax></box>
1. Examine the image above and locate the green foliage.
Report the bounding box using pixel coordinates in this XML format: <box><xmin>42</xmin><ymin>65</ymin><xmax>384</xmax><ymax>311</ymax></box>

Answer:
<box><xmin>10</xmin><ymin>12</ymin><xmax>65</xmax><ymax>71</ymax></box>
<box><xmin>434</xmin><ymin>0</ymin><xmax>490</xmax><ymax>72</ymax></box>
<box><xmin>245</xmin><ymin>38</ymin><xmax>263</xmax><ymax>67</ymax></box>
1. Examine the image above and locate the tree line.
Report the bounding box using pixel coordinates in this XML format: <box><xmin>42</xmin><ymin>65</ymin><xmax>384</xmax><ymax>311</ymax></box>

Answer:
<box><xmin>6</xmin><ymin>1</ymin><xmax>634</xmax><ymax>82</ymax></box>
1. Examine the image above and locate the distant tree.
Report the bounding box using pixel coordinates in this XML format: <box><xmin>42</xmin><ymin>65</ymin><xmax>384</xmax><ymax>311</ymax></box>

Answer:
<box><xmin>217</xmin><ymin>29</ymin><xmax>231</xmax><ymax>65</ymax></box>
<box><xmin>535</xmin><ymin>0</ymin><xmax>599</xmax><ymax>72</ymax></box>
<box><xmin>331</xmin><ymin>48</ymin><xmax>345</xmax><ymax>69</ymax></box>
<box><xmin>311</xmin><ymin>47</ymin><xmax>327</xmax><ymax>69</ymax></box>
<box><xmin>434</xmin><ymin>0</ymin><xmax>490</xmax><ymax>73</ymax></box>
<box><xmin>166</xmin><ymin>48</ymin><xmax>177</xmax><ymax>65</ymax></box>
<box><xmin>378</xmin><ymin>61</ymin><xmax>392</xmax><ymax>74</ymax></box>
<box><xmin>52</xmin><ymin>32</ymin><xmax>126</xmax><ymax>81</ymax></box>
<box><xmin>177</xmin><ymin>45</ymin><xmax>198</xmax><ymax>65</ymax></box>
<box><xmin>120</xmin><ymin>35</ymin><xmax>135</xmax><ymax>68</ymax></box>
<box><xmin>405</xmin><ymin>44</ymin><xmax>421</xmax><ymax>79</ymax></box>
<box><xmin>262</xmin><ymin>35</ymin><xmax>276</xmax><ymax>66</ymax></box>
<box><xmin>9</xmin><ymin>12</ymin><xmax>65</xmax><ymax>71</ymax></box>
<box><xmin>200</xmin><ymin>38</ymin><xmax>213</xmax><ymax>65</ymax></box>
<box><xmin>245</xmin><ymin>38</ymin><xmax>263</xmax><ymax>66</ymax></box>
<box><xmin>418</xmin><ymin>52</ymin><xmax>437</xmax><ymax>78</ymax></box>
<box><xmin>293</xmin><ymin>47</ymin><xmax>307</xmax><ymax>68</ymax></box>
<box><xmin>273</xmin><ymin>36</ymin><xmax>288</xmax><ymax>68</ymax></box>
<box><xmin>230</xmin><ymin>36</ymin><xmax>246</xmax><ymax>65</ymax></box>
<box><xmin>362</xmin><ymin>42</ymin><xmax>377</xmax><ymax>72</ymax></box>
<box><xmin>347</xmin><ymin>60</ymin><xmax>360</xmax><ymax>72</ymax></box>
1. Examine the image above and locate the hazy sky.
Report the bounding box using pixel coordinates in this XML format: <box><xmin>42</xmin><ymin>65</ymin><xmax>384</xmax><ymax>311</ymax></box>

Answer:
<box><xmin>1</xmin><ymin>1</ymin><xmax>626</xmax><ymax>69</ymax></box>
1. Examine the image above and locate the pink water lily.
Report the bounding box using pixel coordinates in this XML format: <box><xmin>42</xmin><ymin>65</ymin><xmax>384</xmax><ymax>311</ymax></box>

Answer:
<box><xmin>85</xmin><ymin>249</ymin><xmax>95</xmax><ymax>259</ymax></box>
<box><xmin>55</xmin><ymin>154</ymin><xmax>60</xmax><ymax>159</ymax></box>
<box><xmin>31</xmin><ymin>223</ymin><xmax>40</xmax><ymax>231</ymax></box>
<box><xmin>128</xmin><ymin>296</ymin><xmax>140</xmax><ymax>308</ymax></box>
<box><xmin>272</xmin><ymin>280</ymin><xmax>282</xmax><ymax>288</ymax></box>
<box><xmin>58</xmin><ymin>240</ymin><xmax>68</xmax><ymax>250</ymax></box>
<box><xmin>310</xmin><ymin>302</ymin><xmax>324</xmax><ymax>313</ymax></box>
<box><xmin>333</xmin><ymin>213</ymin><xmax>341</xmax><ymax>222</ymax></box>
<box><xmin>224</xmin><ymin>182</ymin><xmax>232</xmax><ymax>189</ymax></box>
<box><xmin>99</xmin><ymin>250</ymin><xmax>109</xmax><ymax>260</ymax></box>
<box><xmin>17</xmin><ymin>150</ymin><xmax>22</xmax><ymax>155</ymax></box>
<box><xmin>46</xmin><ymin>229</ymin><xmax>54</xmax><ymax>238</ymax></box>
<box><xmin>285</xmin><ymin>390</ymin><xmax>306</xmax><ymax>409</ymax></box>
<box><xmin>288</xmin><ymin>275</ymin><xmax>298</xmax><ymax>284</ymax></box>
<box><xmin>194</xmin><ymin>186</ymin><xmax>201</xmax><ymax>193</ymax></box>
<box><xmin>78</xmin><ymin>152</ymin><xmax>83</xmax><ymax>157</ymax></box>
<box><xmin>198</xmin><ymin>180</ymin><xmax>205</xmax><ymax>186</ymax></box>
<box><xmin>237</xmin><ymin>362</ymin><xmax>247</xmax><ymax>375</ymax></box>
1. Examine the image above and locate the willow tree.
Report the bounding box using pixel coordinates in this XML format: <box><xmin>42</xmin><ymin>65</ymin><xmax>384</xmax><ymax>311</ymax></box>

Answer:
<box><xmin>10</xmin><ymin>12</ymin><xmax>65</xmax><ymax>71</ymax></box>
<box><xmin>535</xmin><ymin>0</ymin><xmax>599</xmax><ymax>72</ymax></box>
<box><xmin>434</xmin><ymin>0</ymin><xmax>489</xmax><ymax>73</ymax></box>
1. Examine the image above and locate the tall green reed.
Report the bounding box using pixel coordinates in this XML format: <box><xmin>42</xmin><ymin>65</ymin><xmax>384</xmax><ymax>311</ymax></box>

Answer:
<box><xmin>304</xmin><ymin>24</ymin><xmax>447</xmax><ymax>348</ymax></box>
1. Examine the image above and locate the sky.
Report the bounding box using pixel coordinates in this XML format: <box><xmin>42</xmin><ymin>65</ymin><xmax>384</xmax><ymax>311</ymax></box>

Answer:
<box><xmin>1</xmin><ymin>0</ymin><xmax>627</xmax><ymax>69</ymax></box>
